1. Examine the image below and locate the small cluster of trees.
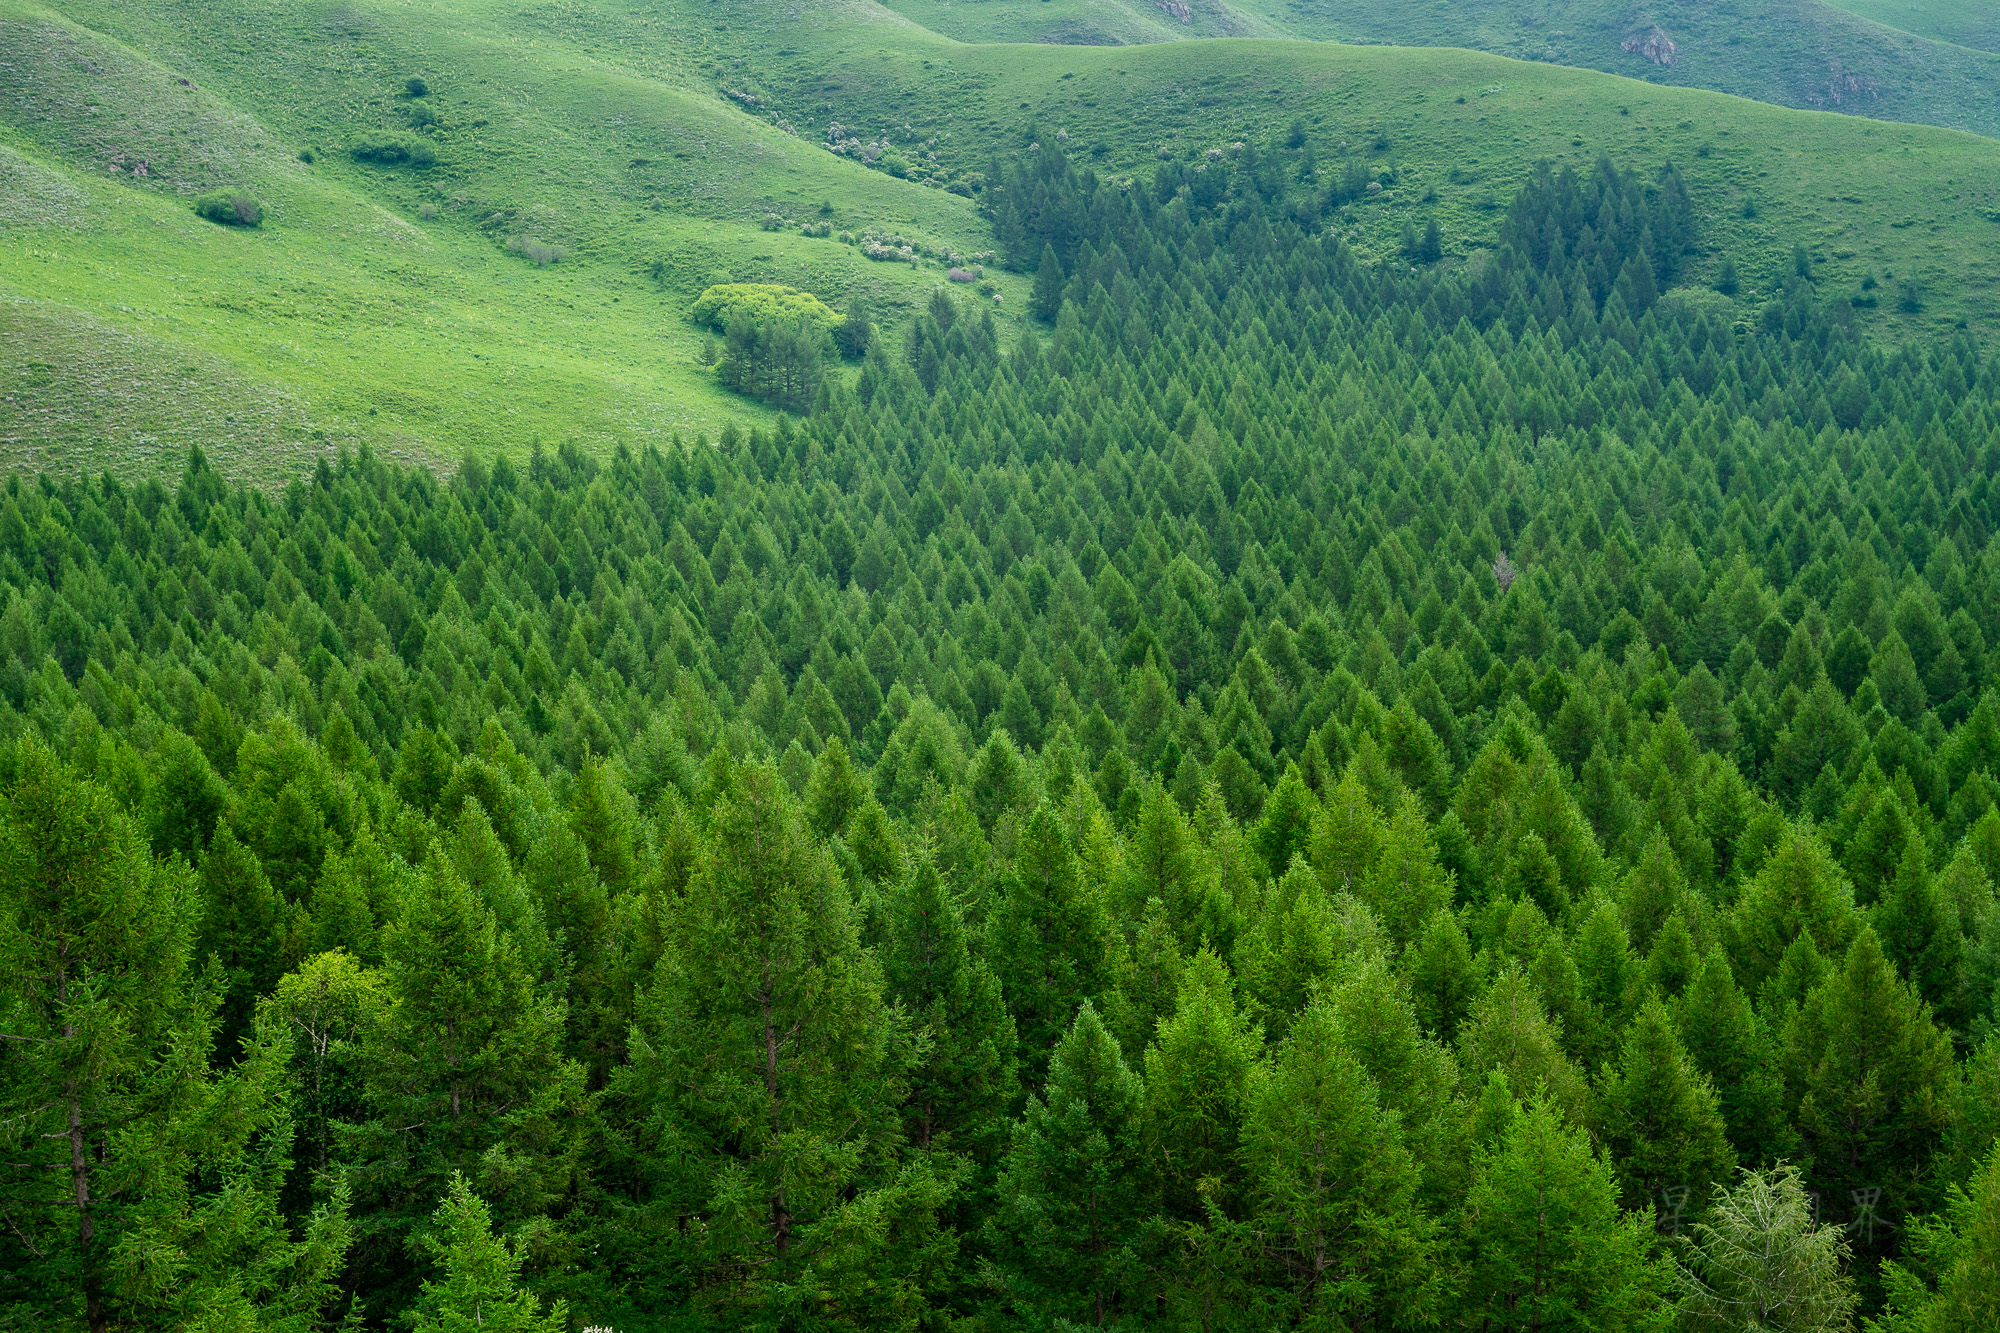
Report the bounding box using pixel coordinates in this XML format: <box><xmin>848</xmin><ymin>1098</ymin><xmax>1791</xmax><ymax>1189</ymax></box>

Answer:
<box><xmin>706</xmin><ymin>293</ymin><xmax>872</xmax><ymax>412</ymax></box>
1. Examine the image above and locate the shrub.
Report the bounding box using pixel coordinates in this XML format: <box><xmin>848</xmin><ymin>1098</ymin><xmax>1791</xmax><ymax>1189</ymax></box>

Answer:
<box><xmin>690</xmin><ymin>283</ymin><xmax>840</xmax><ymax>335</ymax></box>
<box><xmin>193</xmin><ymin>191</ymin><xmax>263</xmax><ymax>227</ymax></box>
<box><xmin>404</xmin><ymin>76</ymin><xmax>430</xmax><ymax>97</ymax></box>
<box><xmin>349</xmin><ymin>132</ymin><xmax>436</xmax><ymax>167</ymax></box>
<box><xmin>1898</xmin><ymin>278</ymin><xmax>1925</xmax><ymax>313</ymax></box>
<box><xmin>505</xmin><ymin>236</ymin><xmax>565</xmax><ymax>267</ymax></box>
<box><xmin>418</xmin><ymin>201</ymin><xmax>439</xmax><ymax>221</ymax></box>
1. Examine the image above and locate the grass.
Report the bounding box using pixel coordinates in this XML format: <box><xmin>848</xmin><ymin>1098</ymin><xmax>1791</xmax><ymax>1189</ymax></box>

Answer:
<box><xmin>0</xmin><ymin>0</ymin><xmax>1027</xmax><ymax>483</ymax></box>
<box><xmin>877</xmin><ymin>0</ymin><xmax>1283</xmax><ymax>45</ymax></box>
<box><xmin>1224</xmin><ymin>0</ymin><xmax>2000</xmax><ymax>143</ymax></box>
<box><xmin>872</xmin><ymin>0</ymin><xmax>2000</xmax><ymax>145</ymax></box>
<box><xmin>1821</xmin><ymin>0</ymin><xmax>2000</xmax><ymax>53</ymax></box>
<box><xmin>7</xmin><ymin>0</ymin><xmax>2000</xmax><ymax>486</ymax></box>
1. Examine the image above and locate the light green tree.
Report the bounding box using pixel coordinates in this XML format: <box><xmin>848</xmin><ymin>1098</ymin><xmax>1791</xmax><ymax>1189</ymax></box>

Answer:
<box><xmin>412</xmin><ymin>1173</ymin><xmax>568</xmax><ymax>1333</ymax></box>
<box><xmin>1462</xmin><ymin>1096</ymin><xmax>1673</xmax><ymax>1333</ymax></box>
<box><xmin>1676</xmin><ymin>1165</ymin><xmax>1857</xmax><ymax>1333</ymax></box>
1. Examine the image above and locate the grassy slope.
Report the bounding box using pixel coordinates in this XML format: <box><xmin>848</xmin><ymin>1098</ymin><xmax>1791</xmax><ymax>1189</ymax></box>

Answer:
<box><xmin>1821</xmin><ymin>0</ymin><xmax>2000</xmax><ymax>54</ymax></box>
<box><xmin>689</xmin><ymin>0</ymin><xmax>2000</xmax><ymax>331</ymax></box>
<box><xmin>872</xmin><ymin>0</ymin><xmax>2000</xmax><ymax>144</ymax></box>
<box><xmin>878</xmin><ymin>0</ymin><xmax>1282</xmax><ymax>44</ymax></box>
<box><xmin>8</xmin><ymin>0</ymin><xmax>2000</xmax><ymax>486</ymax></box>
<box><xmin>0</xmin><ymin>0</ymin><xmax>1026</xmax><ymax>483</ymax></box>
<box><xmin>1227</xmin><ymin>0</ymin><xmax>2000</xmax><ymax>141</ymax></box>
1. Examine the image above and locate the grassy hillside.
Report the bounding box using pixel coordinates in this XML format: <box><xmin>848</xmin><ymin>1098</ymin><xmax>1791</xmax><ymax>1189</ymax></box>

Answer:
<box><xmin>690</xmin><ymin>5</ymin><xmax>2000</xmax><ymax>327</ymax></box>
<box><xmin>0</xmin><ymin>0</ymin><xmax>1024</xmax><ymax>483</ymax></box>
<box><xmin>8</xmin><ymin>0</ymin><xmax>2000</xmax><ymax>485</ymax></box>
<box><xmin>1228</xmin><ymin>0</ymin><xmax>2000</xmax><ymax>141</ymax></box>
<box><xmin>873</xmin><ymin>0</ymin><xmax>2000</xmax><ymax>143</ymax></box>
<box><xmin>1822</xmin><ymin>0</ymin><xmax>2000</xmax><ymax>53</ymax></box>
<box><xmin>879</xmin><ymin>0</ymin><xmax>1282</xmax><ymax>44</ymax></box>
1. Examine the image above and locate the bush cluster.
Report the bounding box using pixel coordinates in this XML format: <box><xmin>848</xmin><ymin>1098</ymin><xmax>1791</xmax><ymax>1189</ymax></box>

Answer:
<box><xmin>689</xmin><ymin>281</ymin><xmax>839</xmax><ymax>334</ymax></box>
<box><xmin>504</xmin><ymin>236</ymin><xmax>565</xmax><ymax>267</ymax></box>
<box><xmin>348</xmin><ymin>132</ymin><xmax>436</xmax><ymax>167</ymax></box>
<box><xmin>192</xmin><ymin>190</ymin><xmax>263</xmax><ymax>227</ymax></box>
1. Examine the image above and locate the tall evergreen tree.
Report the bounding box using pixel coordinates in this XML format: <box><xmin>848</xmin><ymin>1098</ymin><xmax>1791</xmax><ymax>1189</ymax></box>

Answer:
<box><xmin>1676</xmin><ymin>1165</ymin><xmax>1857</xmax><ymax>1333</ymax></box>
<box><xmin>1461</xmin><ymin>1095</ymin><xmax>1672</xmax><ymax>1333</ymax></box>
<box><xmin>346</xmin><ymin>847</ymin><xmax>585</xmax><ymax>1316</ymax></box>
<box><xmin>0</xmin><ymin>742</ymin><xmax>351</xmax><ymax>1333</ymax></box>
<box><xmin>411</xmin><ymin>1174</ymin><xmax>567</xmax><ymax>1333</ymax></box>
<box><xmin>882</xmin><ymin>853</ymin><xmax>1017</xmax><ymax>1159</ymax></box>
<box><xmin>1595</xmin><ymin>999</ymin><xmax>1736</xmax><ymax>1218</ymax></box>
<box><xmin>1241</xmin><ymin>997</ymin><xmax>1440</xmax><ymax>1330</ymax></box>
<box><xmin>1137</xmin><ymin>949</ymin><xmax>1260</xmax><ymax>1219</ymax></box>
<box><xmin>987</xmin><ymin>801</ymin><xmax>1120</xmax><ymax>1086</ymax></box>
<box><xmin>619</xmin><ymin>762</ymin><xmax>909</xmax><ymax>1326</ymax></box>
<box><xmin>1871</xmin><ymin>1141</ymin><xmax>2000</xmax><ymax>1333</ymax></box>
<box><xmin>992</xmin><ymin>1001</ymin><xmax>1143</xmax><ymax>1328</ymax></box>
<box><xmin>1674</xmin><ymin>946</ymin><xmax>1796</xmax><ymax>1164</ymax></box>
<box><xmin>1781</xmin><ymin>928</ymin><xmax>1956</xmax><ymax>1262</ymax></box>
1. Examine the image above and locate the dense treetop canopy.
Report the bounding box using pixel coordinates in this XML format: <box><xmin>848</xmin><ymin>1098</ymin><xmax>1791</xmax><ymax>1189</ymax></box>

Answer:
<box><xmin>3</xmin><ymin>144</ymin><xmax>2000</xmax><ymax>1332</ymax></box>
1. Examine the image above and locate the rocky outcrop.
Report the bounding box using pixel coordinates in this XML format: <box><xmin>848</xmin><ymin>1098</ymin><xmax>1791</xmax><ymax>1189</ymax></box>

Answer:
<box><xmin>1157</xmin><ymin>1</ymin><xmax>1194</xmax><ymax>22</ymax></box>
<box><xmin>1621</xmin><ymin>26</ymin><xmax>1677</xmax><ymax>65</ymax></box>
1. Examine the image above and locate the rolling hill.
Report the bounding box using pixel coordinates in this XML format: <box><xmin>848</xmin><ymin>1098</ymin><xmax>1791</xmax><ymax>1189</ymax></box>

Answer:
<box><xmin>881</xmin><ymin>0</ymin><xmax>2000</xmax><ymax>144</ymax></box>
<box><xmin>1821</xmin><ymin>0</ymin><xmax>2000</xmax><ymax>54</ymax></box>
<box><xmin>6</xmin><ymin>0</ymin><xmax>2000</xmax><ymax>483</ymax></box>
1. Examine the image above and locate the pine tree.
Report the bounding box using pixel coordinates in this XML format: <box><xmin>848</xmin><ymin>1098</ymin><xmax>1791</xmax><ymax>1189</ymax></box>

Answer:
<box><xmin>987</xmin><ymin>800</ymin><xmax>1120</xmax><ymax>1085</ymax></box>
<box><xmin>1595</xmin><ymin>999</ymin><xmax>1735</xmax><ymax>1218</ymax></box>
<box><xmin>1309</xmin><ymin>771</ymin><xmax>1383</xmax><ymax>897</ymax></box>
<box><xmin>1235</xmin><ymin>859</ymin><xmax>1348</xmax><ymax>1040</ymax></box>
<box><xmin>1872</xmin><ymin>1141</ymin><xmax>2000</xmax><ymax>1333</ymax></box>
<box><xmin>198</xmin><ymin>818</ymin><xmax>293</xmax><ymax>1059</ymax></box>
<box><xmin>1461</xmin><ymin>1096</ymin><xmax>1672</xmax><ymax>1333</ymax></box>
<box><xmin>347</xmin><ymin>846</ymin><xmax>584</xmax><ymax>1311</ymax></box>
<box><xmin>1121</xmin><ymin>779</ymin><xmax>1221</xmax><ymax>950</ymax></box>
<box><xmin>0</xmin><ymin>742</ymin><xmax>351</xmax><ymax>1332</ymax></box>
<box><xmin>1458</xmin><ymin>968</ymin><xmax>1592</xmax><ymax>1126</ymax></box>
<box><xmin>1242</xmin><ymin>998</ymin><xmax>1439</xmax><ymax>1329</ymax></box>
<box><xmin>1409</xmin><ymin>906</ymin><xmax>1482</xmax><ymax>1043</ymax></box>
<box><xmin>1363</xmin><ymin>793</ymin><xmax>1453</xmax><ymax>951</ymax></box>
<box><xmin>1031</xmin><ymin>242</ymin><xmax>1066</xmax><ymax>322</ymax></box>
<box><xmin>806</xmin><ymin>735</ymin><xmax>870</xmax><ymax>838</ymax></box>
<box><xmin>620</xmin><ymin>762</ymin><xmax>907</xmax><ymax>1322</ymax></box>
<box><xmin>1770</xmin><ymin>678</ymin><xmax>1864</xmax><ymax>812</ymax></box>
<box><xmin>882</xmin><ymin>854</ymin><xmax>1017</xmax><ymax>1158</ymax></box>
<box><xmin>1253</xmin><ymin>761</ymin><xmax>1318</xmax><ymax>879</ymax></box>
<box><xmin>1876</xmin><ymin>842</ymin><xmax>1964</xmax><ymax>1022</ymax></box>
<box><xmin>1782</xmin><ymin>928</ymin><xmax>1956</xmax><ymax>1261</ymax></box>
<box><xmin>411</xmin><ymin>1173</ymin><xmax>568</xmax><ymax>1333</ymax></box>
<box><xmin>1676</xmin><ymin>1165</ymin><xmax>1857</xmax><ymax>1333</ymax></box>
<box><xmin>992</xmin><ymin>1001</ymin><xmax>1143</xmax><ymax>1327</ymax></box>
<box><xmin>1675</xmin><ymin>946</ymin><xmax>1796</xmax><ymax>1164</ymax></box>
<box><xmin>1138</xmin><ymin>949</ymin><xmax>1260</xmax><ymax>1219</ymax></box>
<box><xmin>1726</xmin><ymin>821</ymin><xmax>1859</xmax><ymax>997</ymax></box>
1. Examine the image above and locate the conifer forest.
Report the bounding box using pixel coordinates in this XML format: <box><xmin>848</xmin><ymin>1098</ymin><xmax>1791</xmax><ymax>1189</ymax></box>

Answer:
<box><xmin>6</xmin><ymin>139</ymin><xmax>2000</xmax><ymax>1333</ymax></box>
